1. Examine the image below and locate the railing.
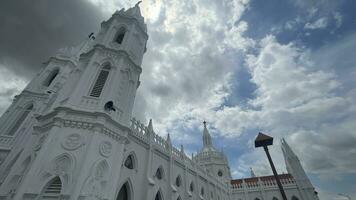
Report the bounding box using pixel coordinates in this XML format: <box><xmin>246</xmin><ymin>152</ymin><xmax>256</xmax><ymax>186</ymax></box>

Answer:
<box><xmin>231</xmin><ymin>176</ymin><xmax>297</xmax><ymax>191</ymax></box>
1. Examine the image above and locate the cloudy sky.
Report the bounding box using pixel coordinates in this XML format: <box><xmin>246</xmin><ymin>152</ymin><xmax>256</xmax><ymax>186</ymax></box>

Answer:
<box><xmin>0</xmin><ymin>0</ymin><xmax>356</xmax><ymax>199</ymax></box>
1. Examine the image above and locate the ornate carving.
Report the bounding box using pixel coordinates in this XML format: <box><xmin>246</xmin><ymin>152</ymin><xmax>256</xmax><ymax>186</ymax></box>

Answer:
<box><xmin>61</xmin><ymin>133</ymin><xmax>84</xmax><ymax>151</ymax></box>
<box><xmin>99</xmin><ymin>141</ymin><xmax>112</xmax><ymax>157</ymax></box>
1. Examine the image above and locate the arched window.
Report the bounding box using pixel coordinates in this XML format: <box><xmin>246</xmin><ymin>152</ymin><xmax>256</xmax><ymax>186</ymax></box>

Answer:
<box><xmin>124</xmin><ymin>155</ymin><xmax>135</xmax><ymax>169</ymax></box>
<box><xmin>117</xmin><ymin>183</ymin><xmax>130</xmax><ymax>200</ymax></box>
<box><xmin>254</xmin><ymin>198</ymin><xmax>261</xmax><ymax>200</ymax></box>
<box><xmin>291</xmin><ymin>196</ymin><xmax>299</xmax><ymax>200</ymax></box>
<box><xmin>6</xmin><ymin>104</ymin><xmax>33</xmax><ymax>136</ymax></box>
<box><xmin>177</xmin><ymin>196</ymin><xmax>181</xmax><ymax>200</ymax></box>
<box><xmin>44</xmin><ymin>68</ymin><xmax>59</xmax><ymax>87</ymax></box>
<box><xmin>115</xmin><ymin>27</ymin><xmax>126</xmax><ymax>44</ymax></box>
<box><xmin>272</xmin><ymin>197</ymin><xmax>279</xmax><ymax>200</ymax></box>
<box><xmin>155</xmin><ymin>191</ymin><xmax>163</xmax><ymax>200</ymax></box>
<box><xmin>175</xmin><ymin>175</ymin><xmax>182</xmax><ymax>187</ymax></box>
<box><xmin>189</xmin><ymin>182</ymin><xmax>194</xmax><ymax>192</ymax></box>
<box><xmin>155</xmin><ymin>166</ymin><xmax>164</xmax><ymax>180</ymax></box>
<box><xmin>200</xmin><ymin>187</ymin><xmax>204</xmax><ymax>197</ymax></box>
<box><xmin>218</xmin><ymin>170</ymin><xmax>223</xmax><ymax>177</ymax></box>
<box><xmin>90</xmin><ymin>65</ymin><xmax>111</xmax><ymax>97</ymax></box>
<box><xmin>42</xmin><ymin>176</ymin><xmax>62</xmax><ymax>196</ymax></box>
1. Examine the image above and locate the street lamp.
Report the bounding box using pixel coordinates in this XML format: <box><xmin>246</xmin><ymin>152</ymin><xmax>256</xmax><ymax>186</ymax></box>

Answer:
<box><xmin>255</xmin><ymin>132</ymin><xmax>287</xmax><ymax>200</ymax></box>
<box><xmin>338</xmin><ymin>193</ymin><xmax>351</xmax><ymax>200</ymax></box>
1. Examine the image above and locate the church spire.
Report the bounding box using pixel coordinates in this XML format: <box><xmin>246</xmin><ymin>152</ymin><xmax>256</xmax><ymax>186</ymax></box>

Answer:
<box><xmin>281</xmin><ymin>138</ymin><xmax>298</xmax><ymax>159</ymax></box>
<box><xmin>203</xmin><ymin>121</ymin><xmax>213</xmax><ymax>148</ymax></box>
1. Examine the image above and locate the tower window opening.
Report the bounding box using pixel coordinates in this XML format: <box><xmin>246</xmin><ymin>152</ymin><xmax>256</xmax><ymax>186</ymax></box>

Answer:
<box><xmin>6</xmin><ymin>104</ymin><xmax>33</xmax><ymax>136</ymax></box>
<box><xmin>115</xmin><ymin>28</ymin><xmax>126</xmax><ymax>44</ymax></box>
<box><xmin>90</xmin><ymin>65</ymin><xmax>111</xmax><ymax>97</ymax></box>
<box><xmin>44</xmin><ymin>69</ymin><xmax>59</xmax><ymax>87</ymax></box>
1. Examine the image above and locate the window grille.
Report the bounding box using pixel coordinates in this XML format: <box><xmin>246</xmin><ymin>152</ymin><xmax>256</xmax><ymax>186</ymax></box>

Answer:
<box><xmin>44</xmin><ymin>69</ymin><xmax>59</xmax><ymax>87</ymax></box>
<box><xmin>90</xmin><ymin>66</ymin><xmax>110</xmax><ymax>97</ymax></box>
<box><xmin>43</xmin><ymin>176</ymin><xmax>62</xmax><ymax>194</ymax></box>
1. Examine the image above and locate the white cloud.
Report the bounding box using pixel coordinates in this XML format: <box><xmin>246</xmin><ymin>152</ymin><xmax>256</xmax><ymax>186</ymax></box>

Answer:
<box><xmin>304</xmin><ymin>17</ymin><xmax>328</xmax><ymax>30</ymax></box>
<box><xmin>0</xmin><ymin>65</ymin><xmax>27</xmax><ymax>115</ymax></box>
<box><xmin>333</xmin><ymin>12</ymin><xmax>343</xmax><ymax>28</ymax></box>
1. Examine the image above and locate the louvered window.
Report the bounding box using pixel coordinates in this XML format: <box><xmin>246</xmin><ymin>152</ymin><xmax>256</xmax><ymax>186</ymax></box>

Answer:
<box><xmin>90</xmin><ymin>65</ymin><xmax>110</xmax><ymax>97</ymax></box>
<box><xmin>43</xmin><ymin>176</ymin><xmax>62</xmax><ymax>195</ymax></box>
<box><xmin>44</xmin><ymin>69</ymin><xmax>59</xmax><ymax>87</ymax></box>
<box><xmin>6</xmin><ymin>104</ymin><xmax>33</xmax><ymax>136</ymax></box>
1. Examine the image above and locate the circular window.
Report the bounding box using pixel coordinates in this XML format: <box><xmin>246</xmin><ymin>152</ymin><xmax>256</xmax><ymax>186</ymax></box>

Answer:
<box><xmin>218</xmin><ymin>170</ymin><xmax>223</xmax><ymax>177</ymax></box>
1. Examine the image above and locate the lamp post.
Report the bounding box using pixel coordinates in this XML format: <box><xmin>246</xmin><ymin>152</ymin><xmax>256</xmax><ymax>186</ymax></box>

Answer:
<box><xmin>255</xmin><ymin>132</ymin><xmax>288</xmax><ymax>200</ymax></box>
<box><xmin>338</xmin><ymin>193</ymin><xmax>351</xmax><ymax>200</ymax></box>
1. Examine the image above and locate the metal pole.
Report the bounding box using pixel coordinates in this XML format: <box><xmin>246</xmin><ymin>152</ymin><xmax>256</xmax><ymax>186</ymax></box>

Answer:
<box><xmin>263</xmin><ymin>146</ymin><xmax>288</xmax><ymax>200</ymax></box>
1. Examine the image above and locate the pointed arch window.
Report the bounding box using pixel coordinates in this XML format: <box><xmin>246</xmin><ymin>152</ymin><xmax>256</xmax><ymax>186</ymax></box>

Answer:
<box><xmin>42</xmin><ymin>176</ymin><xmax>62</xmax><ymax>196</ymax></box>
<box><xmin>124</xmin><ymin>154</ymin><xmax>135</xmax><ymax>169</ymax></box>
<box><xmin>175</xmin><ymin>175</ymin><xmax>182</xmax><ymax>187</ymax></box>
<box><xmin>200</xmin><ymin>187</ymin><xmax>204</xmax><ymax>197</ymax></box>
<box><xmin>44</xmin><ymin>68</ymin><xmax>59</xmax><ymax>87</ymax></box>
<box><xmin>155</xmin><ymin>166</ymin><xmax>164</xmax><ymax>180</ymax></box>
<box><xmin>90</xmin><ymin>65</ymin><xmax>111</xmax><ymax>97</ymax></box>
<box><xmin>291</xmin><ymin>196</ymin><xmax>299</xmax><ymax>200</ymax></box>
<box><xmin>6</xmin><ymin>104</ymin><xmax>33</xmax><ymax>136</ymax></box>
<box><xmin>117</xmin><ymin>183</ymin><xmax>130</xmax><ymax>200</ymax></box>
<box><xmin>155</xmin><ymin>191</ymin><xmax>163</xmax><ymax>200</ymax></box>
<box><xmin>115</xmin><ymin>27</ymin><xmax>126</xmax><ymax>44</ymax></box>
<box><xmin>272</xmin><ymin>197</ymin><xmax>279</xmax><ymax>200</ymax></box>
<box><xmin>189</xmin><ymin>182</ymin><xmax>194</xmax><ymax>192</ymax></box>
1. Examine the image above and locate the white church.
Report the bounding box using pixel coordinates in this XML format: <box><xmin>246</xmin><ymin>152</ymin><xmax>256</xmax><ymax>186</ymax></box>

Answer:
<box><xmin>0</xmin><ymin>3</ymin><xmax>319</xmax><ymax>200</ymax></box>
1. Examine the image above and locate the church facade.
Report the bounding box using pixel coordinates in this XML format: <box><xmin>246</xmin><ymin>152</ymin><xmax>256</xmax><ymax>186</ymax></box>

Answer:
<box><xmin>0</xmin><ymin>4</ymin><xmax>319</xmax><ymax>200</ymax></box>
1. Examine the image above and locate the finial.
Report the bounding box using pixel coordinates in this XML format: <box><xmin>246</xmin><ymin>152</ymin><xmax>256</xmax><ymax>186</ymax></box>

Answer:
<box><xmin>167</xmin><ymin>133</ymin><xmax>171</xmax><ymax>143</ymax></box>
<box><xmin>135</xmin><ymin>1</ymin><xmax>142</xmax><ymax>6</ymax></box>
<box><xmin>250</xmin><ymin>167</ymin><xmax>256</xmax><ymax>177</ymax></box>
<box><xmin>147</xmin><ymin>119</ymin><xmax>154</xmax><ymax>132</ymax></box>
<box><xmin>203</xmin><ymin>121</ymin><xmax>207</xmax><ymax>128</ymax></box>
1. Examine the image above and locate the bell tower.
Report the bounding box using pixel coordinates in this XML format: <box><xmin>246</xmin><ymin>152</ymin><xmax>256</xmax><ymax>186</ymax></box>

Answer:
<box><xmin>53</xmin><ymin>2</ymin><xmax>148</xmax><ymax>126</ymax></box>
<box><xmin>0</xmin><ymin>3</ymin><xmax>149</xmax><ymax>200</ymax></box>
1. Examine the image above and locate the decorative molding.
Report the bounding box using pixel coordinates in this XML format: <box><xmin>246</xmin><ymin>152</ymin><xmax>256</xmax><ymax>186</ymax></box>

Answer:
<box><xmin>61</xmin><ymin>133</ymin><xmax>84</xmax><ymax>151</ymax></box>
<box><xmin>99</xmin><ymin>141</ymin><xmax>112</xmax><ymax>157</ymax></box>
